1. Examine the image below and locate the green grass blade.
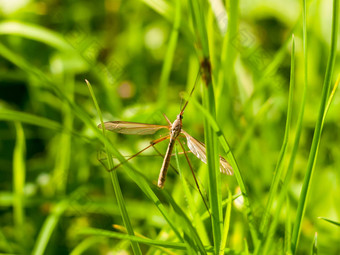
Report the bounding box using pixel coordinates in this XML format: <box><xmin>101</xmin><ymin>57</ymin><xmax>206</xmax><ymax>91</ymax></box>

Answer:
<box><xmin>188</xmin><ymin>0</ymin><xmax>209</xmax><ymax>56</ymax></box>
<box><xmin>257</xmin><ymin>35</ymin><xmax>295</xmax><ymax>254</ymax></box>
<box><xmin>219</xmin><ymin>189</ymin><xmax>232</xmax><ymax>255</ymax></box>
<box><xmin>188</xmin><ymin>0</ymin><xmax>223</xmax><ymax>252</ymax></box>
<box><xmin>291</xmin><ymin>0</ymin><xmax>339</xmax><ymax>252</ymax></box>
<box><xmin>157</xmin><ymin>0</ymin><xmax>181</xmax><ymax>109</ymax></box>
<box><xmin>174</xmin><ymin>146</ymin><xmax>210</xmax><ymax>246</ymax></box>
<box><xmin>216</xmin><ymin>0</ymin><xmax>239</xmax><ymax>109</ymax></box>
<box><xmin>318</xmin><ymin>217</ymin><xmax>340</xmax><ymax>227</ymax></box>
<box><xmin>78</xmin><ymin>228</ymin><xmax>188</xmax><ymax>250</ymax></box>
<box><xmin>70</xmin><ymin>237</ymin><xmax>108</xmax><ymax>255</ymax></box>
<box><xmin>322</xmin><ymin>75</ymin><xmax>340</xmax><ymax>125</ymax></box>
<box><xmin>203</xmin><ymin>84</ymin><xmax>223</xmax><ymax>253</ymax></box>
<box><xmin>268</xmin><ymin>1</ymin><xmax>309</xmax><ymax>252</ymax></box>
<box><xmin>311</xmin><ymin>232</ymin><xmax>317</xmax><ymax>255</ymax></box>
<box><xmin>285</xmin><ymin>197</ymin><xmax>292</xmax><ymax>255</ymax></box>
<box><xmin>0</xmin><ymin>109</ymin><xmax>63</xmax><ymax>131</ymax></box>
<box><xmin>201</xmin><ymin>193</ymin><xmax>241</xmax><ymax>221</ymax></box>
<box><xmin>0</xmin><ymin>21</ymin><xmax>72</xmax><ymax>51</ymax></box>
<box><xmin>52</xmin><ymin>77</ymin><xmax>74</xmax><ymax>195</ymax></box>
<box><xmin>183</xmin><ymin>92</ymin><xmax>258</xmax><ymax>245</ymax></box>
<box><xmin>140</xmin><ymin>0</ymin><xmax>173</xmax><ymax>23</ymax></box>
<box><xmin>162</xmin><ymin>190</ymin><xmax>206</xmax><ymax>254</ymax></box>
<box><xmin>31</xmin><ymin>200</ymin><xmax>69</xmax><ymax>255</ymax></box>
<box><xmin>267</xmin><ymin>64</ymin><xmax>339</xmax><ymax>255</ymax></box>
<box><xmin>13</xmin><ymin>122</ymin><xmax>26</xmax><ymax>237</ymax></box>
<box><xmin>86</xmin><ymin>80</ymin><xmax>142</xmax><ymax>255</ymax></box>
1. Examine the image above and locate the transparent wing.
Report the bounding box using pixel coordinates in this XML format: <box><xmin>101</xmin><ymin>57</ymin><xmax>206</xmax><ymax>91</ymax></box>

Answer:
<box><xmin>182</xmin><ymin>130</ymin><xmax>233</xmax><ymax>175</ymax></box>
<box><xmin>98</xmin><ymin>121</ymin><xmax>169</xmax><ymax>135</ymax></box>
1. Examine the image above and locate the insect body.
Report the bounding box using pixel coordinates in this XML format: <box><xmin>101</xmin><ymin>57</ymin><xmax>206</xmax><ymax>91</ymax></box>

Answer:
<box><xmin>99</xmin><ymin>111</ymin><xmax>233</xmax><ymax>188</ymax></box>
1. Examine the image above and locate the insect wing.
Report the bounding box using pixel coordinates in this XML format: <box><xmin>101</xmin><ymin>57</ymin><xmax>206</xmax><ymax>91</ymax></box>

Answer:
<box><xmin>182</xmin><ymin>130</ymin><xmax>233</xmax><ymax>175</ymax></box>
<box><xmin>99</xmin><ymin>121</ymin><xmax>169</xmax><ymax>135</ymax></box>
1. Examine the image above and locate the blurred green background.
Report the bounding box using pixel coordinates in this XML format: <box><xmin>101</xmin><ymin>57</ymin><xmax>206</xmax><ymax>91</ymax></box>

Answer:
<box><xmin>0</xmin><ymin>0</ymin><xmax>339</xmax><ymax>254</ymax></box>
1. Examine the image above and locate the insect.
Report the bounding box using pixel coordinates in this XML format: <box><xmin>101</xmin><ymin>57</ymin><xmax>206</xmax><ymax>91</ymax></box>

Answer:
<box><xmin>98</xmin><ymin>83</ymin><xmax>233</xmax><ymax>189</ymax></box>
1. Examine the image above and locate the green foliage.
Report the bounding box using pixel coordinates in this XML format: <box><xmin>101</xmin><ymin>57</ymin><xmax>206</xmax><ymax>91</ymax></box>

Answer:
<box><xmin>0</xmin><ymin>0</ymin><xmax>339</xmax><ymax>254</ymax></box>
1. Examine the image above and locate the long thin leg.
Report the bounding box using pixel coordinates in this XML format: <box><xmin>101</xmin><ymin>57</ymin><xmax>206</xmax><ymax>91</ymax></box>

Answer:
<box><xmin>101</xmin><ymin>135</ymin><xmax>170</xmax><ymax>172</ymax></box>
<box><xmin>177</xmin><ymin>139</ymin><xmax>211</xmax><ymax>216</ymax></box>
<box><xmin>98</xmin><ymin>144</ymin><xmax>191</xmax><ymax>174</ymax></box>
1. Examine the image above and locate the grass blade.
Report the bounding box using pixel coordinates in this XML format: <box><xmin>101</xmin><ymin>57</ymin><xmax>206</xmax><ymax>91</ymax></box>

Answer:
<box><xmin>183</xmin><ymin>91</ymin><xmax>258</xmax><ymax>246</ymax></box>
<box><xmin>291</xmin><ymin>0</ymin><xmax>339</xmax><ymax>252</ymax></box>
<box><xmin>0</xmin><ymin>109</ymin><xmax>63</xmax><ymax>131</ymax></box>
<box><xmin>86</xmin><ymin>80</ymin><xmax>142</xmax><ymax>255</ymax></box>
<box><xmin>70</xmin><ymin>237</ymin><xmax>108</xmax><ymax>255</ymax></box>
<box><xmin>188</xmin><ymin>0</ymin><xmax>223</xmax><ymax>252</ymax></box>
<box><xmin>318</xmin><ymin>217</ymin><xmax>340</xmax><ymax>227</ymax></box>
<box><xmin>0</xmin><ymin>21</ymin><xmax>72</xmax><ymax>51</ymax></box>
<box><xmin>13</xmin><ymin>122</ymin><xmax>26</xmax><ymax>239</ymax></box>
<box><xmin>163</xmin><ymin>190</ymin><xmax>207</xmax><ymax>254</ymax></box>
<box><xmin>311</xmin><ymin>232</ymin><xmax>317</xmax><ymax>255</ymax></box>
<box><xmin>157</xmin><ymin>0</ymin><xmax>181</xmax><ymax>109</ymax></box>
<box><xmin>219</xmin><ymin>189</ymin><xmax>232</xmax><ymax>254</ymax></box>
<box><xmin>52</xmin><ymin>77</ymin><xmax>74</xmax><ymax>195</ymax></box>
<box><xmin>78</xmin><ymin>228</ymin><xmax>188</xmax><ymax>250</ymax></box>
<box><xmin>174</xmin><ymin>146</ymin><xmax>210</xmax><ymax>246</ymax></box>
<box><xmin>266</xmin><ymin>1</ymin><xmax>309</xmax><ymax>253</ymax></box>
<box><xmin>285</xmin><ymin>197</ymin><xmax>292</xmax><ymax>255</ymax></box>
<box><xmin>31</xmin><ymin>200</ymin><xmax>68</xmax><ymax>255</ymax></box>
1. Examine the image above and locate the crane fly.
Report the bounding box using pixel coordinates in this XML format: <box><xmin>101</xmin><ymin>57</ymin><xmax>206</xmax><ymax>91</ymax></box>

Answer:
<box><xmin>98</xmin><ymin>85</ymin><xmax>233</xmax><ymax>189</ymax></box>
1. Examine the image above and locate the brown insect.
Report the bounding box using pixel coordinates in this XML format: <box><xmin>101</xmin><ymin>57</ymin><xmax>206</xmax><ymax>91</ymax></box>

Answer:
<box><xmin>99</xmin><ymin>85</ymin><xmax>233</xmax><ymax>188</ymax></box>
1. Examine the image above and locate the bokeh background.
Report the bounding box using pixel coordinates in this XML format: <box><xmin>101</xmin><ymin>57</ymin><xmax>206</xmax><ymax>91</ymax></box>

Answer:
<box><xmin>0</xmin><ymin>0</ymin><xmax>339</xmax><ymax>254</ymax></box>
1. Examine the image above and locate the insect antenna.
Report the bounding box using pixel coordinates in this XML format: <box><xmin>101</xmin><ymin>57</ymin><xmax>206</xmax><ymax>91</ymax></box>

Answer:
<box><xmin>180</xmin><ymin>70</ymin><xmax>201</xmax><ymax>115</ymax></box>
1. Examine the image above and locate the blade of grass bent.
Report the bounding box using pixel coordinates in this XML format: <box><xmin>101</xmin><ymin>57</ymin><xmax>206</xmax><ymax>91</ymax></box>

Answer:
<box><xmin>0</xmin><ymin>109</ymin><xmax>63</xmax><ymax>131</ymax></box>
<box><xmin>0</xmin><ymin>21</ymin><xmax>72</xmax><ymax>51</ymax></box>
<box><xmin>291</xmin><ymin>0</ymin><xmax>339</xmax><ymax>252</ymax></box>
<box><xmin>70</xmin><ymin>236</ymin><xmax>109</xmax><ymax>255</ymax></box>
<box><xmin>86</xmin><ymin>80</ymin><xmax>142</xmax><ymax>255</ymax></box>
<box><xmin>13</xmin><ymin>122</ymin><xmax>26</xmax><ymax>240</ymax></box>
<box><xmin>32</xmin><ymin>200</ymin><xmax>69</xmax><ymax>255</ymax></box>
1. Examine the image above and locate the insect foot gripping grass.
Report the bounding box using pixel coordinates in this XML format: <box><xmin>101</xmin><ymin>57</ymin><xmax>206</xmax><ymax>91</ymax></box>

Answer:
<box><xmin>98</xmin><ymin>82</ymin><xmax>233</xmax><ymax>189</ymax></box>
